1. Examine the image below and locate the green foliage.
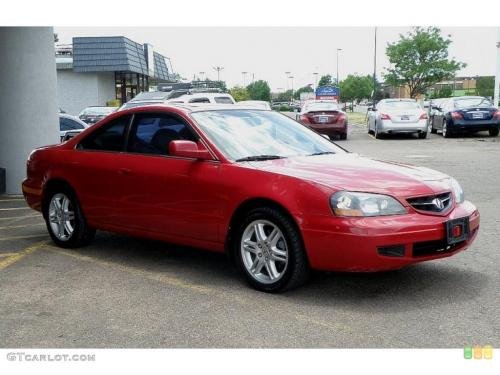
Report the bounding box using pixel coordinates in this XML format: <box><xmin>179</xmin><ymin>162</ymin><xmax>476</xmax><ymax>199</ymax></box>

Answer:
<box><xmin>246</xmin><ymin>80</ymin><xmax>271</xmax><ymax>101</ymax></box>
<box><xmin>318</xmin><ymin>74</ymin><xmax>333</xmax><ymax>87</ymax></box>
<box><xmin>383</xmin><ymin>27</ymin><xmax>466</xmax><ymax>98</ymax></box>
<box><xmin>293</xmin><ymin>85</ymin><xmax>314</xmax><ymax>99</ymax></box>
<box><xmin>230</xmin><ymin>86</ymin><xmax>250</xmax><ymax>102</ymax></box>
<box><xmin>429</xmin><ymin>86</ymin><xmax>453</xmax><ymax>99</ymax></box>
<box><xmin>339</xmin><ymin>74</ymin><xmax>373</xmax><ymax>102</ymax></box>
<box><xmin>274</xmin><ymin>90</ymin><xmax>293</xmax><ymax>102</ymax></box>
<box><xmin>476</xmin><ymin>76</ymin><xmax>494</xmax><ymax>97</ymax></box>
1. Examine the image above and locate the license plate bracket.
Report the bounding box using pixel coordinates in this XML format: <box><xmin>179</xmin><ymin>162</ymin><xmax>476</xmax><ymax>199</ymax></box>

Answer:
<box><xmin>445</xmin><ymin>217</ymin><xmax>470</xmax><ymax>245</ymax></box>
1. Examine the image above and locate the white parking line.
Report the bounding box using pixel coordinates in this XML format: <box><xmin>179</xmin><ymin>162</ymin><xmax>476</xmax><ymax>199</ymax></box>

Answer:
<box><xmin>0</xmin><ymin>234</ymin><xmax>47</xmax><ymax>241</ymax></box>
<box><xmin>0</xmin><ymin>207</ymin><xmax>31</xmax><ymax>211</ymax></box>
<box><xmin>0</xmin><ymin>214</ymin><xmax>40</xmax><ymax>221</ymax></box>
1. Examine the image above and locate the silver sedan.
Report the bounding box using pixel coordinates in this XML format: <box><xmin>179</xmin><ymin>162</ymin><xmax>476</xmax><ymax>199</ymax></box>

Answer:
<box><xmin>367</xmin><ymin>99</ymin><xmax>429</xmax><ymax>139</ymax></box>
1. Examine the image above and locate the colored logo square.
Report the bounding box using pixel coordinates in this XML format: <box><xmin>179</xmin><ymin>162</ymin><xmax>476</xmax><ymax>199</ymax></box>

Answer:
<box><xmin>464</xmin><ymin>346</ymin><xmax>473</xmax><ymax>359</ymax></box>
<box><xmin>483</xmin><ymin>345</ymin><xmax>493</xmax><ymax>360</ymax></box>
<box><xmin>473</xmin><ymin>345</ymin><xmax>483</xmax><ymax>359</ymax></box>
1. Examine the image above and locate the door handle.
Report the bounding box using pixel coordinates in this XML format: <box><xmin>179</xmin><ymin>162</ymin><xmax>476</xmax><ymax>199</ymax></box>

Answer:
<box><xmin>118</xmin><ymin>168</ymin><xmax>132</xmax><ymax>176</ymax></box>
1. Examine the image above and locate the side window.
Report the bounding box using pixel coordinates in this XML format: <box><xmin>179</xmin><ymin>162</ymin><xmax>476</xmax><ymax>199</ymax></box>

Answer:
<box><xmin>214</xmin><ymin>96</ymin><xmax>234</xmax><ymax>104</ymax></box>
<box><xmin>189</xmin><ymin>97</ymin><xmax>210</xmax><ymax>103</ymax></box>
<box><xmin>78</xmin><ymin>115</ymin><xmax>130</xmax><ymax>152</ymax></box>
<box><xmin>59</xmin><ymin>118</ymin><xmax>71</xmax><ymax>131</ymax></box>
<box><xmin>128</xmin><ymin>114</ymin><xmax>197</xmax><ymax>155</ymax></box>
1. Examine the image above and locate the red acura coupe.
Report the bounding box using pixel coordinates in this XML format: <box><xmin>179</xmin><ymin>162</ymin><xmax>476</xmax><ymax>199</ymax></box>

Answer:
<box><xmin>22</xmin><ymin>104</ymin><xmax>479</xmax><ymax>292</ymax></box>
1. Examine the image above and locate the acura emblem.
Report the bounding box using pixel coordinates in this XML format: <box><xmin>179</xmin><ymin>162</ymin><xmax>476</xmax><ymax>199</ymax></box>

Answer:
<box><xmin>432</xmin><ymin>198</ymin><xmax>444</xmax><ymax>210</ymax></box>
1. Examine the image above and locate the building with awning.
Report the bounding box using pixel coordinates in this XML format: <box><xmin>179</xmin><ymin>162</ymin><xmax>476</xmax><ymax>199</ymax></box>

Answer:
<box><xmin>56</xmin><ymin>36</ymin><xmax>175</xmax><ymax>115</ymax></box>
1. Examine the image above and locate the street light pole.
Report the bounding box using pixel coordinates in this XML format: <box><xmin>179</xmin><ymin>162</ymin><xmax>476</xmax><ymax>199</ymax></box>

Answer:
<box><xmin>213</xmin><ymin>66</ymin><xmax>224</xmax><ymax>82</ymax></box>
<box><xmin>313</xmin><ymin>71</ymin><xmax>319</xmax><ymax>90</ymax></box>
<box><xmin>242</xmin><ymin>71</ymin><xmax>247</xmax><ymax>86</ymax></box>
<box><xmin>494</xmin><ymin>27</ymin><xmax>500</xmax><ymax>107</ymax></box>
<box><xmin>289</xmin><ymin>75</ymin><xmax>294</xmax><ymax>102</ymax></box>
<box><xmin>336</xmin><ymin>48</ymin><xmax>342</xmax><ymax>85</ymax></box>
<box><xmin>372</xmin><ymin>27</ymin><xmax>377</xmax><ymax>104</ymax></box>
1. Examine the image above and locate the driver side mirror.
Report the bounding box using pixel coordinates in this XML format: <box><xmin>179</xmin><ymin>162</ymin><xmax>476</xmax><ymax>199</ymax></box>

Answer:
<box><xmin>169</xmin><ymin>140</ymin><xmax>213</xmax><ymax>160</ymax></box>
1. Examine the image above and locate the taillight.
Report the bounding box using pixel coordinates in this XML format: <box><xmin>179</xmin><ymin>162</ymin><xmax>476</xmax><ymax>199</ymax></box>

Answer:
<box><xmin>451</xmin><ymin>111</ymin><xmax>463</xmax><ymax>120</ymax></box>
<box><xmin>380</xmin><ymin>113</ymin><xmax>391</xmax><ymax>120</ymax></box>
<box><xmin>419</xmin><ymin>113</ymin><xmax>428</xmax><ymax>120</ymax></box>
<box><xmin>299</xmin><ymin>115</ymin><xmax>309</xmax><ymax>123</ymax></box>
<box><xmin>493</xmin><ymin>110</ymin><xmax>500</xmax><ymax>118</ymax></box>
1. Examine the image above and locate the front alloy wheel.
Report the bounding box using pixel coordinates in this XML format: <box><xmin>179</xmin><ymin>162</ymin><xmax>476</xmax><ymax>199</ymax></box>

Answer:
<box><xmin>442</xmin><ymin>120</ymin><xmax>452</xmax><ymax>138</ymax></box>
<box><xmin>241</xmin><ymin>220</ymin><xmax>289</xmax><ymax>284</ymax></box>
<box><xmin>235</xmin><ymin>207</ymin><xmax>309</xmax><ymax>292</ymax></box>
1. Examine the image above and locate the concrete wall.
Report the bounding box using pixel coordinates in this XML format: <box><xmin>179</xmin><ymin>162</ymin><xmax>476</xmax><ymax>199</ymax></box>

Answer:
<box><xmin>0</xmin><ymin>27</ymin><xmax>59</xmax><ymax>194</ymax></box>
<box><xmin>57</xmin><ymin>69</ymin><xmax>116</xmax><ymax>116</ymax></box>
<box><xmin>57</xmin><ymin>71</ymin><xmax>115</xmax><ymax>115</ymax></box>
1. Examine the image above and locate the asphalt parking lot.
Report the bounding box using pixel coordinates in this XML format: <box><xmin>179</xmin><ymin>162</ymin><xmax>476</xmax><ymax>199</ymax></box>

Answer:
<box><xmin>1</xmin><ymin>120</ymin><xmax>499</xmax><ymax>348</ymax></box>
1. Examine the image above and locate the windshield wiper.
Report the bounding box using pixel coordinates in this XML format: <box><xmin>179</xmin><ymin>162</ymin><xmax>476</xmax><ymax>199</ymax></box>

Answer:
<box><xmin>235</xmin><ymin>155</ymin><xmax>285</xmax><ymax>162</ymax></box>
<box><xmin>308</xmin><ymin>151</ymin><xmax>336</xmax><ymax>156</ymax></box>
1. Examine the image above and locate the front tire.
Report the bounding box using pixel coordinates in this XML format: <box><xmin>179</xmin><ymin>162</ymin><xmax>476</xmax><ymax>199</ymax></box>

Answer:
<box><xmin>44</xmin><ymin>188</ymin><xmax>95</xmax><ymax>248</ymax></box>
<box><xmin>374</xmin><ymin>122</ymin><xmax>382</xmax><ymax>139</ymax></box>
<box><xmin>234</xmin><ymin>207</ymin><xmax>309</xmax><ymax>292</ymax></box>
<box><xmin>489</xmin><ymin>128</ymin><xmax>499</xmax><ymax>137</ymax></box>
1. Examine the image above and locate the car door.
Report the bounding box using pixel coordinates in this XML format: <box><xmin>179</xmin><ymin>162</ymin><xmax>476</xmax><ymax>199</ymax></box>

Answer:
<box><xmin>433</xmin><ymin>99</ymin><xmax>448</xmax><ymax>130</ymax></box>
<box><xmin>113</xmin><ymin>111</ymin><xmax>222</xmax><ymax>243</ymax></box>
<box><xmin>70</xmin><ymin>114</ymin><xmax>133</xmax><ymax>226</ymax></box>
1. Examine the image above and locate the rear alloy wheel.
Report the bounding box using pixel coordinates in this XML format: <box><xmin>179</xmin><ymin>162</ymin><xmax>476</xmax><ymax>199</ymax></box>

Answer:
<box><xmin>442</xmin><ymin>120</ymin><xmax>452</xmax><ymax>138</ymax></box>
<box><xmin>374</xmin><ymin>122</ymin><xmax>382</xmax><ymax>139</ymax></box>
<box><xmin>235</xmin><ymin>207</ymin><xmax>309</xmax><ymax>292</ymax></box>
<box><xmin>489</xmin><ymin>128</ymin><xmax>499</xmax><ymax>137</ymax></box>
<box><xmin>44</xmin><ymin>189</ymin><xmax>95</xmax><ymax>248</ymax></box>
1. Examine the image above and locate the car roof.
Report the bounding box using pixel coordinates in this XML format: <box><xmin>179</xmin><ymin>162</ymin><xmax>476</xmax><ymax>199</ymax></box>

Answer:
<box><xmin>116</xmin><ymin>103</ymin><xmax>268</xmax><ymax>116</ymax></box>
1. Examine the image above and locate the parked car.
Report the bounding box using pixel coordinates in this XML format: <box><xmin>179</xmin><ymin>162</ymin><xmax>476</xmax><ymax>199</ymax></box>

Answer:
<box><xmin>59</xmin><ymin>113</ymin><xmax>88</xmax><ymax>141</ymax></box>
<box><xmin>297</xmin><ymin>100</ymin><xmax>348</xmax><ymax>140</ymax></box>
<box><xmin>22</xmin><ymin>104</ymin><xmax>479</xmax><ymax>292</ymax></box>
<box><xmin>170</xmin><ymin>92</ymin><xmax>235</xmax><ymax>104</ymax></box>
<box><xmin>367</xmin><ymin>99</ymin><xmax>428</xmax><ymax>139</ymax></box>
<box><xmin>237</xmin><ymin>100</ymin><xmax>271</xmax><ymax>110</ymax></box>
<box><xmin>78</xmin><ymin>106</ymin><xmax>117</xmax><ymax>124</ymax></box>
<box><xmin>430</xmin><ymin>96</ymin><xmax>500</xmax><ymax>138</ymax></box>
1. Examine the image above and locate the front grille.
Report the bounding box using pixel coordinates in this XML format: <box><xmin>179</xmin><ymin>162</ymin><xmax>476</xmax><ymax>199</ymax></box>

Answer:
<box><xmin>407</xmin><ymin>192</ymin><xmax>452</xmax><ymax>213</ymax></box>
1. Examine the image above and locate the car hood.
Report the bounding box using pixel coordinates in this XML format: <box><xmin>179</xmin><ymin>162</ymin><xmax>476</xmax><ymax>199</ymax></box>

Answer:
<box><xmin>247</xmin><ymin>153</ymin><xmax>452</xmax><ymax>198</ymax></box>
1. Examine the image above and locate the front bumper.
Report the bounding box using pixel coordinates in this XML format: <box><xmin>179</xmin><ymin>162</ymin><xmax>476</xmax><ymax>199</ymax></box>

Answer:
<box><xmin>301</xmin><ymin>201</ymin><xmax>479</xmax><ymax>271</ymax></box>
<box><xmin>379</xmin><ymin>119</ymin><xmax>427</xmax><ymax>134</ymax></box>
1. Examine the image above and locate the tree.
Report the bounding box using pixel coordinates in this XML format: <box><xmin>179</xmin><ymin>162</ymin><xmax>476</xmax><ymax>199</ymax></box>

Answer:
<box><xmin>293</xmin><ymin>85</ymin><xmax>314</xmax><ymax>99</ymax></box>
<box><xmin>339</xmin><ymin>75</ymin><xmax>373</xmax><ymax>103</ymax></box>
<box><xmin>273</xmin><ymin>89</ymin><xmax>293</xmax><ymax>103</ymax></box>
<box><xmin>230</xmin><ymin>86</ymin><xmax>250</xmax><ymax>102</ymax></box>
<box><xmin>317</xmin><ymin>74</ymin><xmax>333</xmax><ymax>87</ymax></box>
<box><xmin>476</xmin><ymin>76</ymin><xmax>494</xmax><ymax>97</ymax></box>
<box><xmin>383</xmin><ymin>27</ymin><xmax>466</xmax><ymax>98</ymax></box>
<box><xmin>246</xmin><ymin>80</ymin><xmax>271</xmax><ymax>101</ymax></box>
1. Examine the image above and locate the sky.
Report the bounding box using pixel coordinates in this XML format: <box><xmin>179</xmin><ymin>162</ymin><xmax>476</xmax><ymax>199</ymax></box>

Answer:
<box><xmin>55</xmin><ymin>27</ymin><xmax>499</xmax><ymax>91</ymax></box>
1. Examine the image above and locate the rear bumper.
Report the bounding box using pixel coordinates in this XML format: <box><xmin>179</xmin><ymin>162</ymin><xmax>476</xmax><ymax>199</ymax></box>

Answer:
<box><xmin>21</xmin><ymin>178</ymin><xmax>43</xmax><ymax>212</ymax></box>
<box><xmin>301</xmin><ymin>201</ymin><xmax>479</xmax><ymax>272</ymax></box>
<box><xmin>450</xmin><ymin>120</ymin><xmax>500</xmax><ymax>132</ymax></box>
<box><xmin>379</xmin><ymin>119</ymin><xmax>427</xmax><ymax>133</ymax></box>
<box><xmin>305</xmin><ymin>122</ymin><xmax>347</xmax><ymax>136</ymax></box>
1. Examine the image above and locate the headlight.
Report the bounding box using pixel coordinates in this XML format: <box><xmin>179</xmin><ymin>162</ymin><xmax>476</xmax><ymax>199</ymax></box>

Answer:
<box><xmin>330</xmin><ymin>191</ymin><xmax>407</xmax><ymax>217</ymax></box>
<box><xmin>450</xmin><ymin>178</ymin><xmax>464</xmax><ymax>203</ymax></box>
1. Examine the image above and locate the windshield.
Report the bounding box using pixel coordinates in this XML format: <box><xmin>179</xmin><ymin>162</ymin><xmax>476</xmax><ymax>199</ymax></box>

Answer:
<box><xmin>191</xmin><ymin>110</ymin><xmax>346</xmax><ymax>161</ymax></box>
<box><xmin>305</xmin><ymin>102</ymin><xmax>339</xmax><ymax>112</ymax></box>
<box><xmin>454</xmin><ymin>97</ymin><xmax>491</xmax><ymax>108</ymax></box>
<box><xmin>383</xmin><ymin>101</ymin><xmax>420</xmax><ymax>110</ymax></box>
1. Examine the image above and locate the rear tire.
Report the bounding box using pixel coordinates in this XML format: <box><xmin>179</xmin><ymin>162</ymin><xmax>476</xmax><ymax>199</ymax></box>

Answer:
<box><xmin>489</xmin><ymin>128</ymin><xmax>499</xmax><ymax>137</ymax></box>
<box><xmin>430</xmin><ymin>118</ymin><xmax>437</xmax><ymax>134</ymax></box>
<box><xmin>339</xmin><ymin>133</ymin><xmax>347</xmax><ymax>140</ymax></box>
<box><xmin>374</xmin><ymin>122</ymin><xmax>382</xmax><ymax>139</ymax></box>
<box><xmin>234</xmin><ymin>206</ymin><xmax>309</xmax><ymax>292</ymax></box>
<box><xmin>418</xmin><ymin>132</ymin><xmax>427</xmax><ymax>139</ymax></box>
<box><xmin>43</xmin><ymin>187</ymin><xmax>95</xmax><ymax>248</ymax></box>
<box><xmin>442</xmin><ymin>120</ymin><xmax>453</xmax><ymax>138</ymax></box>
